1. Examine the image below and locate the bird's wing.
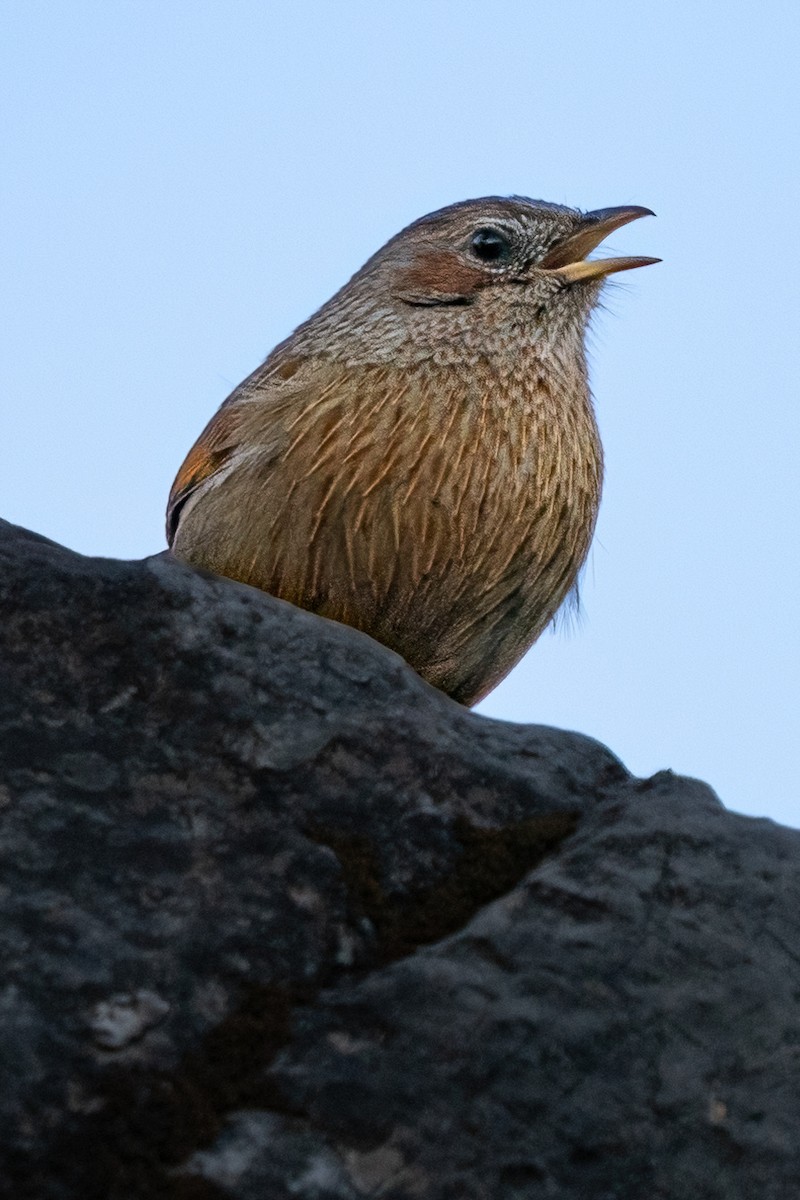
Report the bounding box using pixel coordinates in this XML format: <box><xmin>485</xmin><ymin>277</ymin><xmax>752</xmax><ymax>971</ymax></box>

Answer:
<box><xmin>166</xmin><ymin>402</ymin><xmax>243</xmax><ymax>545</ymax></box>
<box><xmin>165</xmin><ymin>355</ymin><xmax>314</xmax><ymax>546</ymax></box>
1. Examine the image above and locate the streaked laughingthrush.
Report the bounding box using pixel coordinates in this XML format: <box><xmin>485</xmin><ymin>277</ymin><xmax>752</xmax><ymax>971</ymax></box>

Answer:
<box><xmin>167</xmin><ymin>197</ymin><xmax>657</xmax><ymax>704</ymax></box>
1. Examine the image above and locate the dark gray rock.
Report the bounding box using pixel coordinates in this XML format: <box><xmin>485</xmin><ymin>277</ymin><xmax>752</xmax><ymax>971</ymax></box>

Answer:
<box><xmin>0</xmin><ymin>519</ymin><xmax>797</xmax><ymax>1199</ymax></box>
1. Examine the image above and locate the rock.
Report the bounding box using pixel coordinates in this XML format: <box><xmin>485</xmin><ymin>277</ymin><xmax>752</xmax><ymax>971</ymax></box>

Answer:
<box><xmin>0</xmin><ymin>518</ymin><xmax>797</xmax><ymax>1199</ymax></box>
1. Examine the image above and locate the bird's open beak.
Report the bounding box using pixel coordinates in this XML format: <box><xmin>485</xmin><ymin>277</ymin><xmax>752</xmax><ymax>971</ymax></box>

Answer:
<box><xmin>540</xmin><ymin>206</ymin><xmax>660</xmax><ymax>282</ymax></box>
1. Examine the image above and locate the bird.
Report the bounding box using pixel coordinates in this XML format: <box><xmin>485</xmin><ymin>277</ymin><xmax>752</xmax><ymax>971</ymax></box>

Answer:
<box><xmin>167</xmin><ymin>197</ymin><xmax>657</xmax><ymax>706</ymax></box>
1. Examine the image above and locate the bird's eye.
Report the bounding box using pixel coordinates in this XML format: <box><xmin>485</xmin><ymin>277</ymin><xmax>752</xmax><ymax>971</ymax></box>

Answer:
<box><xmin>470</xmin><ymin>228</ymin><xmax>512</xmax><ymax>264</ymax></box>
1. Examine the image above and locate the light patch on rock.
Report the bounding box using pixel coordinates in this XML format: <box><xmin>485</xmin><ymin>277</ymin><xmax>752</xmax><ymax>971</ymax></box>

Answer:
<box><xmin>89</xmin><ymin>989</ymin><xmax>170</xmax><ymax>1050</ymax></box>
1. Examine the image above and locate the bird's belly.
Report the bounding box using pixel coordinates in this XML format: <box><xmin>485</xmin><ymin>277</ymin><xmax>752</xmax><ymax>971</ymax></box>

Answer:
<box><xmin>368</xmin><ymin>465</ymin><xmax>594</xmax><ymax>702</ymax></box>
<box><xmin>174</xmin><ymin>385</ymin><xmax>601</xmax><ymax>706</ymax></box>
<box><xmin>221</xmin><ymin>439</ymin><xmax>598</xmax><ymax>705</ymax></box>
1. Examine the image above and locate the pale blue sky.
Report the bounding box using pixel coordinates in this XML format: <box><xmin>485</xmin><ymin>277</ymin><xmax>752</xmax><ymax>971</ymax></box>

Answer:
<box><xmin>2</xmin><ymin>2</ymin><xmax>798</xmax><ymax>823</ymax></box>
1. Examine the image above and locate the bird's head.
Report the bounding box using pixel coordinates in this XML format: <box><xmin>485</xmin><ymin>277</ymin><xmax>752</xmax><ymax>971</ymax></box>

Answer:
<box><xmin>281</xmin><ymin>196</ymin><xmax>657</xmax><ymax>367</ymax></box>
<box><xmin>388</xmin><ymin>195</ymin><xmax>656</xmax><ymax>324</ymax></box>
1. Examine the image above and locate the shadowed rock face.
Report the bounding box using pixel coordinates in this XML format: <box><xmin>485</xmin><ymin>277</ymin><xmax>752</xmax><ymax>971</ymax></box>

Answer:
<box><xmin>0</xmin><ymin>518</ymin><xmax>798</xmax><ymax>1200</ymax></box>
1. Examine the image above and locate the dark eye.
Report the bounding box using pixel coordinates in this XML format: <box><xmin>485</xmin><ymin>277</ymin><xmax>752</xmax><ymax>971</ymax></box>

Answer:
<box><xmin>470</xmin><ymin>228</ymin><xmax>512</xmax><ymax>264</ymax></box>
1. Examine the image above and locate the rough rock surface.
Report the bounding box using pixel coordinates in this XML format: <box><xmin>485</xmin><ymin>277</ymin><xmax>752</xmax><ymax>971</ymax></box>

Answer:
<box><xmin>0</xmin><ymin>518</ymin><xmax>798</xmax><ymax>1199</ymax></box>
